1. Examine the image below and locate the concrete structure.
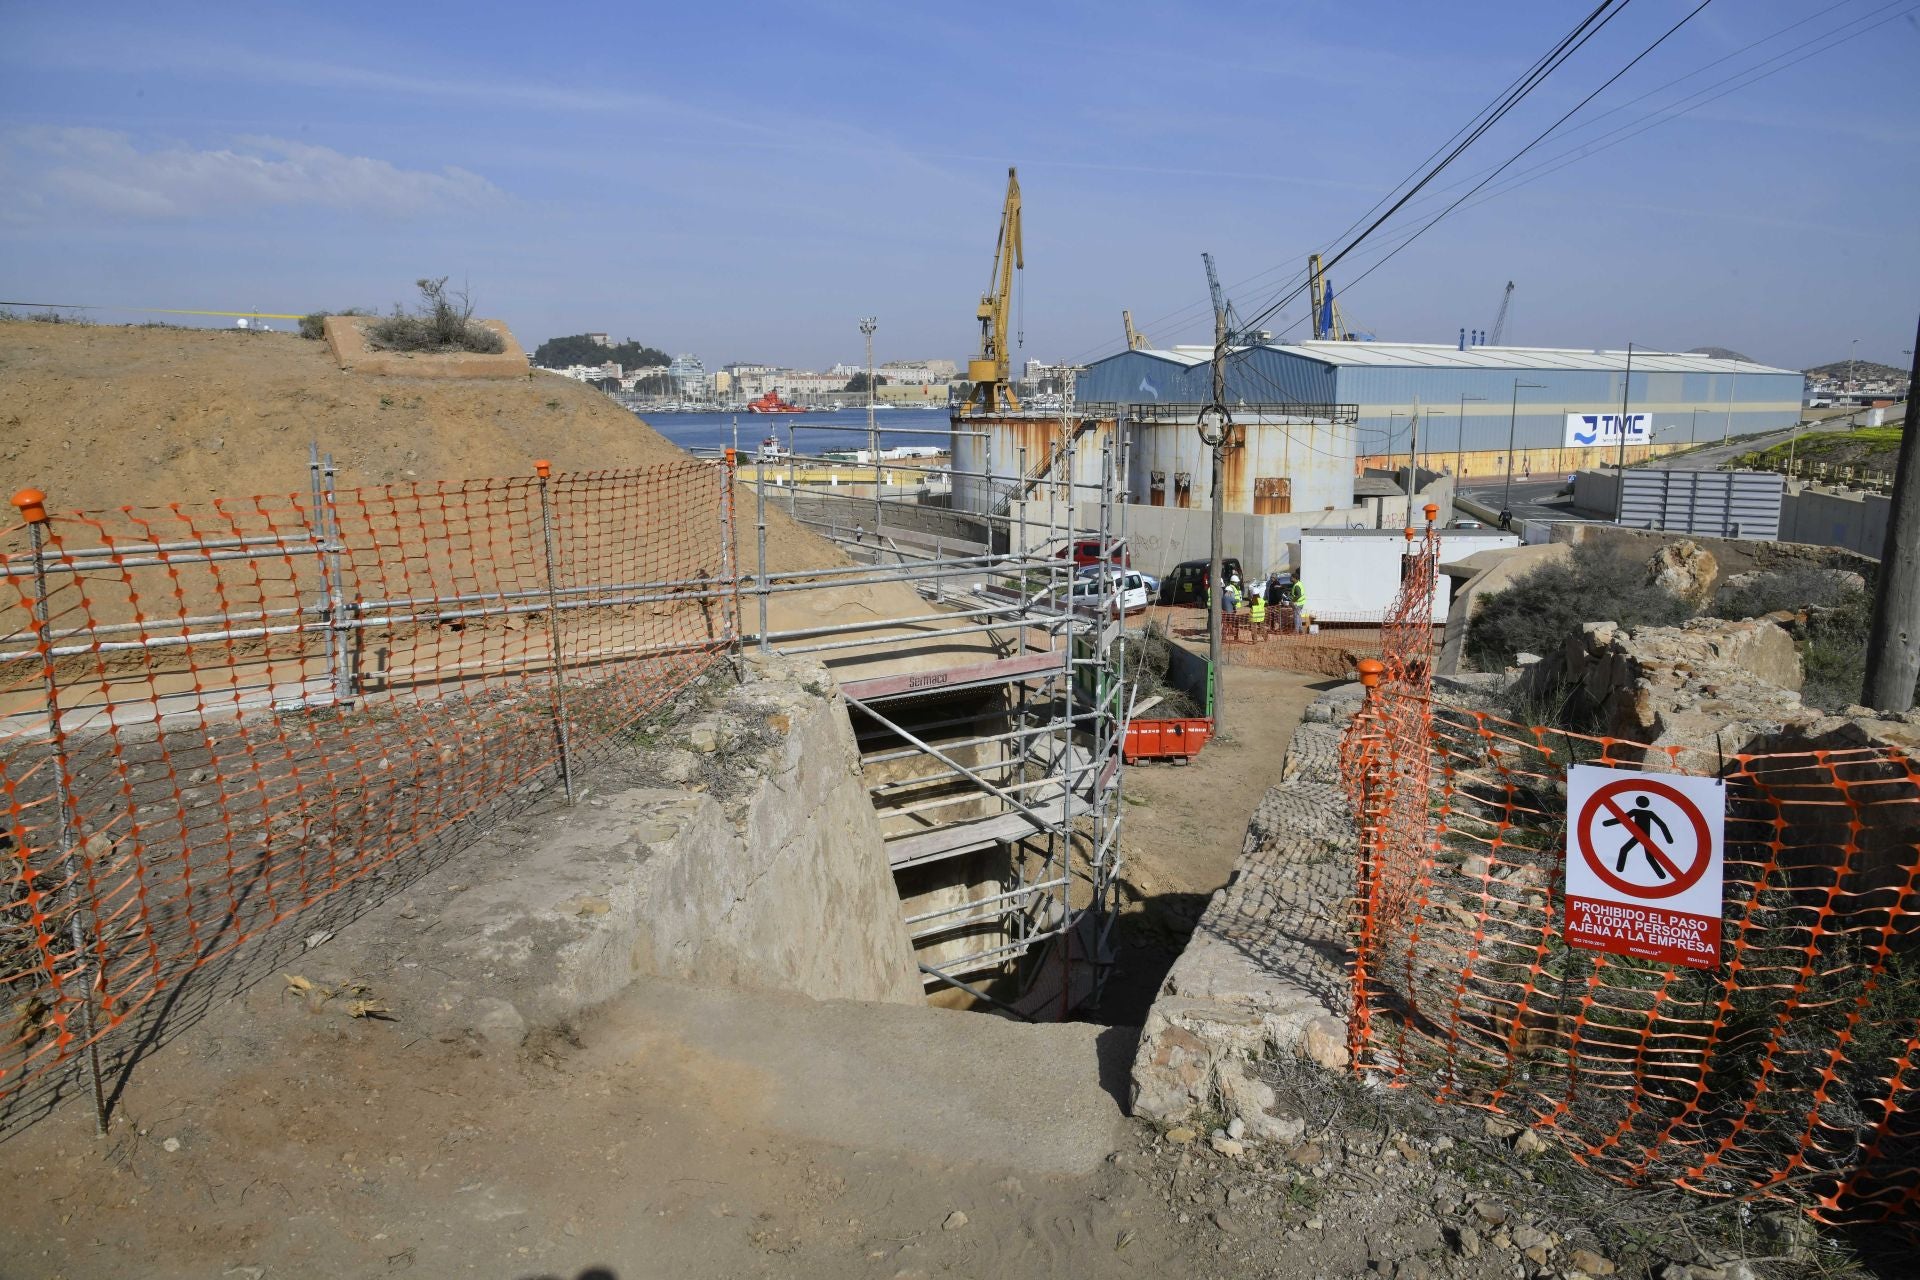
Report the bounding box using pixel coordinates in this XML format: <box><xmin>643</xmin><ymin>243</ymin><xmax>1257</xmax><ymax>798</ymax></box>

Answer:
<box><xmin>1076</xmin><ymin>341</ymin><xmax>1804</xmax><ymax>479</ymax></box>
<box><xmin>323</xmin><ymin>315</ymin><xmax>532</xmax><ymax>381</ymax></box>
<box><xmin>1780</xmin><ymin>483</ymin><xmax>1892</xmax><ymax>558</ymax></box>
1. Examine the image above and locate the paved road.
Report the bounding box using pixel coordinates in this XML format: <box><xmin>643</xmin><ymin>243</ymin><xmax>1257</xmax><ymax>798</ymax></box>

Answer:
<box><xmin>1456</xmin><ymin>477</ymin><xmax>1605</xmax><ymax>527</ymax></box>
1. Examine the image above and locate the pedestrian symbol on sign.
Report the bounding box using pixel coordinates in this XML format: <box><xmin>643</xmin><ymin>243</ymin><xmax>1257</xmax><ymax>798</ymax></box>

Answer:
<box><xmin>1601</xmin><ymin>794</ymin><xmax>1674</xmax><ymax>879</ymax></box>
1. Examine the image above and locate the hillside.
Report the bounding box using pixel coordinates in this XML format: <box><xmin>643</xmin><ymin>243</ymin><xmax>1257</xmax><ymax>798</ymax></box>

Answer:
<box><xmin>1803</xmin><ymin>357</ymin><xmax>1908</xmax><ymax>383</ymax></box>
<box><xmin>0</xmin><ymin>320</ymin><xmax>699</xmax><ymax>511</ymax></box>
<box><xmin>0</xmin><ymin>319</ymin><xmax>979</xmax><ymax>682</ymax></box>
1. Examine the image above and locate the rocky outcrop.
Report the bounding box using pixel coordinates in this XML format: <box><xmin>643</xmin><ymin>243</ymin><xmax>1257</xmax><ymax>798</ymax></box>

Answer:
<box><xmin>1646</xmin><ymin>539</ymin><xmax>1719</xmax><ymax>606</ymax></box>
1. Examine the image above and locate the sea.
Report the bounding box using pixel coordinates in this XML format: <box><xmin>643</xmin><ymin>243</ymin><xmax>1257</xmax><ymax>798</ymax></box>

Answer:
<box><xmin>633</xmin><ymin>406</ymin><xmax>957</xmax><ymax>457</ymax></box>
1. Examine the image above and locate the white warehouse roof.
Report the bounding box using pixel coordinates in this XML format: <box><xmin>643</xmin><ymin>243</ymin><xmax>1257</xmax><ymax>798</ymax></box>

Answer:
<box><xmin>1151</xmin><ymin>342</ymin><xmax>1797</xmax><ymax>377</ymax></box>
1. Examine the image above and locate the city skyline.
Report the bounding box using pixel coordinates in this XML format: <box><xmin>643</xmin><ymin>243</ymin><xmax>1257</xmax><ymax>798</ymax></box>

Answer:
<box><xmin>2</xmin><ymin>2</ymin><xmax>1916</xmax><ymax>373</ymax></box>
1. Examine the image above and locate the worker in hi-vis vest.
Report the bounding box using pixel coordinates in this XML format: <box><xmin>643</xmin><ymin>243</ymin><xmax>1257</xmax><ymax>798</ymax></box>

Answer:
<box><xmin>1288</xmin><ymin>575</ymin><xmax>1307</xmax><ymax>633</ymax></box>
<box><xmin>1248</xmin><ymin>590</ymin><xmax>1267</xmax><ymax>629</ymax></box>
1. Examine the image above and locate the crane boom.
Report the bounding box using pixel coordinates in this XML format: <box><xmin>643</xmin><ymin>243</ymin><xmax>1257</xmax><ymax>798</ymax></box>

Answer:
<box><xmin>1307</xmin><ymin>254</ymin><xmax>1347</xmax><ymax>341</ymax></box>
<box><xmin>1122</xmin><ymin>309</ymin><xmax>1148</xmax><ymax>351</ymax></box>
<box><xmin>1202</xmin><ymin>252</ymin><xmax>1226</xmax><ymax>323</ymax></box>
<box><xmin>1489</xmin><ymin>280</ymin><xmax>1514</xmax><ymax>346</ymax></box>
<box><xmin>965</xmin><ymin>167</ymin><xmax>1023</xmax><ymax>414</ymax></box>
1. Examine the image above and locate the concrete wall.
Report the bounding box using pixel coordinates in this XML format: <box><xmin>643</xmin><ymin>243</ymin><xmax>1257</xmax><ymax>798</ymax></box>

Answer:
<box><xmin>1779</xmin><ymin>485</ymin><xmax>1891</xmax><ymax>558</ymax></box>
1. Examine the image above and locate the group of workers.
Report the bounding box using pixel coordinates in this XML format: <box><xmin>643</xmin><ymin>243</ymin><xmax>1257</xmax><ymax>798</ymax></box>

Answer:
<box><xmin>1210</xmin><ymin>569</ymin><xmax>1308</xmax><ymax>634</ymax></box>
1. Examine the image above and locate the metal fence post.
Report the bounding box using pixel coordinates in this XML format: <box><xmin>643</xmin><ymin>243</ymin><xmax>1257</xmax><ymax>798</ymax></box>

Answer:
<box><xmin>308</xmin><ymin>442</ymin><xmax>339</xmax><ymax>702</ymax></box>
<box><xmin>11</xmin><ymin>488</ymin><xmax>110</xmax><ymax>1136</ymax></box>
<box><xmin>755</xmin><ymin>448</ymin><xmax>770</xmax><ymax>653</ymax></box>
<box><xmin>720</xmin><ymin>448</ymin><xmax>741</xmax><ymax>651</ymax></box>
<box><xmin>532</xmin><ymin>462</ymin><xmax>576</xmax><ymax>804</ymax></box>
<box><xmin>321</xmin><ymin>452</ymin><xmax>353</xmax><ymax>705</ymax></box>
<box><xmin>787</xmin><ymin>424</ymin><xmax>798</xmax><ymax>518</ymax></box>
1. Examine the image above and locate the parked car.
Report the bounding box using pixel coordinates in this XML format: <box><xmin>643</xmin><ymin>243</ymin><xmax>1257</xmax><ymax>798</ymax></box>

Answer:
<box><xmin>1054</xmin><ymin>569</ymin><xmax>1152</xmax><ymax>616</ymax></box>
<box><xmin>1157</xmin><ymin>557</ymin><xmax>1245</xmax><ymax>606</ymax></box>
<box><xmin>1078</xmin><ymin>562</ymin><xmax>1156</xmax><ymax>598</ymax></box>
<box><xmin>1055</xmin><ymin>539</ymin><xmax>1128</xmax><ymax>569</ymax></box>
<box><xmin>1450</xmin><ymin>518</ymin><xmax>1484</xmax><ymax>530</ymax></box>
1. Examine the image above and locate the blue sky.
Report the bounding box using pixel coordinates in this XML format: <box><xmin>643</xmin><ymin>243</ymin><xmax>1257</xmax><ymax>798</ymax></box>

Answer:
<box><xmin>2</xmin><ymin>1</ymin><xmax>1915</xmax><ymax>373</ymax></box>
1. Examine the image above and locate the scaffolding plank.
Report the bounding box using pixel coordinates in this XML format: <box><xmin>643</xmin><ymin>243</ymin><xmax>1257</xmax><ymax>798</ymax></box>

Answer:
<box><xmin>885</xmin><ymin>799</ymin><xmax>1065</xmax><ymax>871</ymax></box>
<box><xmin>840</xmin><ymin>649</ymin><xmax>1060</xmax><ymax>702</ymax></box>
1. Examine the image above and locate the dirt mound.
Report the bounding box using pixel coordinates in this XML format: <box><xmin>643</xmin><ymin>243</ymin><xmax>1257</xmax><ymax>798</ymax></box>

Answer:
<box><xmin>0</xmin><ymin>319</ymin><xmax>851</xmax><ymax>578</ymax></box>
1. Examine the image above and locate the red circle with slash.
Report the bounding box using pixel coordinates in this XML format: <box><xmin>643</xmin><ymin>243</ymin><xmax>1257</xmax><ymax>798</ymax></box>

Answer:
<box><xmin>1574</xmin><ymin>777</ymin><xmax>1711</xmax><ymax>900</ymax></box>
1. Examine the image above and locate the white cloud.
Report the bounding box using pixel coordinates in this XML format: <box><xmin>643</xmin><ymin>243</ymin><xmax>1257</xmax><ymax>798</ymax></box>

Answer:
<box><xmin>8</xmin><ymin>127</ymin><xmax>501</xmax><ymax>219</ymax></box>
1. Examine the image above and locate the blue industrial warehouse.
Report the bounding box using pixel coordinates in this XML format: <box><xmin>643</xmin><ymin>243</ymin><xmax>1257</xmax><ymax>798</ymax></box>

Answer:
<box><xmin>1074</xmin><ymin>341</ymin><xmax>1806</xmax><ymax>475</ymax></box>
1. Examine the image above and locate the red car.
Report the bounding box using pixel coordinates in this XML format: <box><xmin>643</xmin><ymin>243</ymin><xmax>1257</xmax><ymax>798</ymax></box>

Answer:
<box><xmin>1055</xmin><ymin>539</ymin><xmax>1128</xmax><ymax>569</ymax></box>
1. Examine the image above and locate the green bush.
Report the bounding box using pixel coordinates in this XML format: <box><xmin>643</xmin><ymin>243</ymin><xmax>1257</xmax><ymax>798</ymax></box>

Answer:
<box><xmin>298</xmin><ymin>308</ymin><xmax>368</xmax><ymax>340</ymax></box>
<box><xmin>365</xmin><ymin>278</ymin><xmax>504</xmax><ymax>355</ymax></box>
<box><xmin>1466</xmin><ymin>542</ymin><xmax>1694</xmax><ymax>671</ymax></box>
<box><xmin>1712</xmin><ymin>564</ymin><xmax>1860</xmax><ymax>620</ymax></box>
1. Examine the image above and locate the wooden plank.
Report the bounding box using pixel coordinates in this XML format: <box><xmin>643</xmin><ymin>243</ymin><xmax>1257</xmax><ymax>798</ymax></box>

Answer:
<box><xmin>884</xmin><ymin>799</ymin><xmax>1065</xmax><ymax>871</ymax></box>
<box><xmin>841</xmin><ymin>649</ymin><xmax>1060</xmax><ymax>703</ymax></box>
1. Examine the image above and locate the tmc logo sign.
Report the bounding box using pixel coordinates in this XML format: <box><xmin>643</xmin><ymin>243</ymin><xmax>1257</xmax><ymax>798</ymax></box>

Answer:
<box><xmin>1565</xmin><ymin>412</ymin><xmax>1650</xmax><ymax>449</ymax></box>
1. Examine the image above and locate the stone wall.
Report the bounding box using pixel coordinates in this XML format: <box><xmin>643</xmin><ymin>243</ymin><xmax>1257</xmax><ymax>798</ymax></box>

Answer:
<box><xmin>1129</xmin><ymin>686</ymin><xmax>1360</xmax><ymax>1139</ymax></box>
<box><xmin>398</xmin><ymin>652</ymin><xmax>923</xmax><ymax>1047</ymax></box>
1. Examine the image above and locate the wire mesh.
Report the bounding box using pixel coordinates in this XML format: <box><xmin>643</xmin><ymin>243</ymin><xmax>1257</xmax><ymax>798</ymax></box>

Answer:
<box><xmin>1342</xmin><ymin>514</ymin><xmax>1919</xmax><ymax>1227</ymax></box>
<box><xmin>0</xmin><ymin>462</ymin><xmax>734</xmax><ymax>1116</ymax></box>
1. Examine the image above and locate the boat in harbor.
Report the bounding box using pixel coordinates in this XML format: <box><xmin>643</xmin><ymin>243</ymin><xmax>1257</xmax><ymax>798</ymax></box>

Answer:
<box><xmin>746</xmin><ymin>391</ymin><xmax>808</xmax><ymax>414</ymax></box>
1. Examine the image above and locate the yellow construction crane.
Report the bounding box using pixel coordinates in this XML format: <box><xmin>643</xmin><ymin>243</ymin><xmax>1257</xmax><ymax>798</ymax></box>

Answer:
<box><xmin>1307</xmin><ymin>253</ymin><xmax>1347</xmax><ymax>342</ymax></box>
<box><xmin>1122</xmin><ymin>309</ymin><xmax>1148</xmax><ymax>350</ymax></box>
<box><xmin>966</xmin><ymin>167</ymin><xmax>1022</xmax><ymax>414</ymax></box>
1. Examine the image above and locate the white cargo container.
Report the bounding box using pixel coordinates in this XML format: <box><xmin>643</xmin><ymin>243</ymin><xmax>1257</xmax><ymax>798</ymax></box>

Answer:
<box><xmin>1297</xmin><ymin>529</ymin><xmax>1519</xmax><ymax>623</ymax></box>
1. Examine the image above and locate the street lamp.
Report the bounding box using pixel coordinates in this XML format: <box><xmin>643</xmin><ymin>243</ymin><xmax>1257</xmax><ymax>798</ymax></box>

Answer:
<box><xmin>1425</xmin><ymin>409</ymin><xmax>1446</xmax><ymax>476</ymax></box>
<box><xmin>1504</xmin><ymin>380</ymin><xmax>1545</xmax><ymax>527</ymax></box>
<box><xmin>1690</xmin><ymin>408</ymin><xmax>1705</xmax><ymax>445</ymax></box>
<box><xmin>1456</xmin><ymin>393</ymin><xmax>1485</xmax><ymax>478</ymax></box>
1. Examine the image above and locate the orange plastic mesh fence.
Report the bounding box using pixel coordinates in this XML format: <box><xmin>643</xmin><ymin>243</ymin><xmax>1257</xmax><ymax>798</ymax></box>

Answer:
<box><xmin>0</xmin><ymin>462</ymin><xmax>735</xmax><ymax>1113</ymax></box>
<box><xmin>1342</xmin><ymin>527</ymin><xmax>1919</xmax><ymax>1226</ymax></box>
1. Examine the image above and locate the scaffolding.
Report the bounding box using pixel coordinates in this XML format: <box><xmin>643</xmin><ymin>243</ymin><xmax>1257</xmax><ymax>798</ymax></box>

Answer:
<box><xmin>737</xmin><ymin>417</ymin><xmax>1131</xmax><ymax>1016</ymax></box>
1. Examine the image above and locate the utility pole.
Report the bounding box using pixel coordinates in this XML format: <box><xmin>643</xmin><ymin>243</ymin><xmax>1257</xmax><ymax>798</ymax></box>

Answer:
<box><xmin>1615</xmin><ymin>342</ymin><xmax>1634</xmax><ymax>522</ymax></box>
<box><xmin>1456</xmin><ymin>393</ymin><xmax>1484</xmax><ymax>478</ymax></box>
<box><xmin>1723</xmin><ymin>370</ymin><xmax>1735</xmax><ymax>445</ymax></box>
<box><xmin>1863</xmin><ymin>314</ymin><xmax>1920</xmax><ymax>713</ymax></box>
<box><xmin>1503</xmin><ymin>381</ymin><xmax>1544</xmax><ymax>526</ymax></box>
<box><xmin>861</xmin><ymin>317</ymin><xmax>879</xmax><ymax>534</ymax></box>
<box><xmin>1405</xmin><ymin>396</ymin><xmax>1421</xmax><ymax>508</ymax></box>
<box><xmin>1202</xmin><ymin>307</ymin><xmax>1231</xmax><ymax>736</ymax></box>
<box><xmin>1849</xmin><ymin>337</ymin><xmax>1859</xmax><ymax>396</ymax></box>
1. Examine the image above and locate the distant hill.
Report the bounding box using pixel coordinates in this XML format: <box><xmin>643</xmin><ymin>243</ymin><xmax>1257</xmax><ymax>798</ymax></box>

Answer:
<box><xmin>1686</xmin><ymin>346</ymin><xmax>1753</xmax><ymax>362</ymax></box>
<box><xmin>532</xmin><ymin>333</ymin><xmax>671</xmax><ymax>370</ymax></box>
<box><xmin>1804</xmin><ymin>358</ymin><xmax>1908</xmax><ymax>383</ymax></box>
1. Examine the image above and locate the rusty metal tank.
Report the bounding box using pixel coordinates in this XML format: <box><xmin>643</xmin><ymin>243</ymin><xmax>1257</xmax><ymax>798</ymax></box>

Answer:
<box><xmin>950</xmin><ymin>412</ymin><xmax>1122</xmax><ymax>514</ymax></box>
<box><xmin>1124</xmin><ymin>409</ymin><xmax>1356</xmax><ymax>514</ymax></box>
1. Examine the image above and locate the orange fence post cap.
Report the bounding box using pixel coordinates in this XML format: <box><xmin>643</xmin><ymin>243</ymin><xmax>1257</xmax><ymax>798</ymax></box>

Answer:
<box><xmin>724</xmin><ymin>447</ymin><xmax>737</xmax><ymax>466</ymax></box>
<box><xmin>1356</xmin><ymin>658</ymin><xmax>1384</xmax><ymax>687</ymax></box>
<box><xmin>1403</xmin><ymin>526</ymin><xmax>1416</xmax><ymax>541</ymax></box>
<box><xmin>11</xmin><ymin>488</ymin><xmax>48</xmax><ymax>524</ymax></box>
<box><xmin>534</xmin><ymin>459</ymin><xmax>551</xmax><ymax>479</ymax></box>
<box><xmin>1424</xmin><ymin>502</ymin><xmax>1439</xmax><ymax>522</ymax></box>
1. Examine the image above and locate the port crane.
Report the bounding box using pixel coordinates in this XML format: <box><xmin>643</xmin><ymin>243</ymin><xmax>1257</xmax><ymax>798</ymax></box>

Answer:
<box><xmin>1489</xmin><ymin>280</ymin><xmax>1515</xmax><ymax>346</ymax></box>
<box><xmin>1307</xmin><ymin>253</ymin><xmax>1348</xmax><ymax>342</ymax></box>
<box><xmin>1200</xmin><ymin>253</ymin><xmax>1269</xmax><ymax>348</ymax></box>
<box><xmin>1122</xmin><ymin>309</ymin><xmax>1149</xmax><ymax>351</ymax></box>
<box><xmin>965</xmin><ymin>167</ymin><xmax>1023</xmax><ymax>414</ymax></box>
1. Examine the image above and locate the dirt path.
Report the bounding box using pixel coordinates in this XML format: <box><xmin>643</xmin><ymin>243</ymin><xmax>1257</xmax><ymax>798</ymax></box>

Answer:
<box><xmin>1100</xmin><ymin>664</ymin><xmax>1334</xmax><ymax>1026</ymax></box>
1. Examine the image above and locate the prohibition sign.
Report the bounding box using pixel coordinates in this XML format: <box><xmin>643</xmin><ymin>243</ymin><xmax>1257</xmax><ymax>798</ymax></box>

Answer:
<box><xmin>1574</xmin><ymin>777</ymin><xmax>1710</xmax><ymax>900</ymax></box>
